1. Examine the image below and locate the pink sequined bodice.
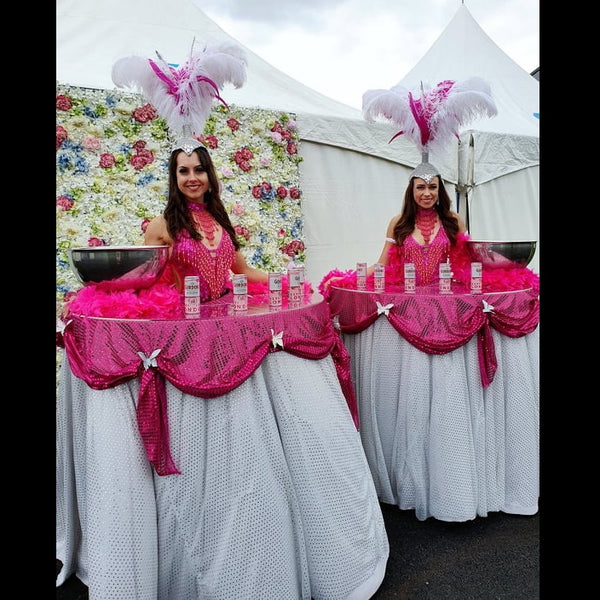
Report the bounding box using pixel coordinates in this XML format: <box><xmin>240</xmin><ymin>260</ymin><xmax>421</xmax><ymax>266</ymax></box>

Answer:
<box><xmin>169</xmin><ymin>229</ymin><xmax>236</xmax><ymax>301</ymax></box>
<box><xmin>393</xmin><ymin>226</ymin><xmax>451</xmax><ymax>285</ymax></box>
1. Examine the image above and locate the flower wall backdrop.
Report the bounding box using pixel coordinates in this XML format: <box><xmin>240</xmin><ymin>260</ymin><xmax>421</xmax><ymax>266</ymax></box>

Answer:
<box><xmin>56</xmin><ymin>84</ymin><xmax>305</xmax><ymax>314</ymax></box>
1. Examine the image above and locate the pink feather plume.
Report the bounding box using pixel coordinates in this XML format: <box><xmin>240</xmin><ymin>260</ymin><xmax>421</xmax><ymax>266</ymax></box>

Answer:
<box><xmin>111</xmin><ymin>42</ymin><xmax>247</xmax><ymax>139</ymax></box>
<box><xmin>362</xmin><ymin>76</ymin><xmax>498</xmax><ymax>156</ymax></box>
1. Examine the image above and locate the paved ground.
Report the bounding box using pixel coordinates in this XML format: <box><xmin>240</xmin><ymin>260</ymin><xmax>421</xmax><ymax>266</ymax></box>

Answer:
<box><xmin>56</xmin><ymin>503</ymin><xmax>539</xmax><ymax>599</ymax></box>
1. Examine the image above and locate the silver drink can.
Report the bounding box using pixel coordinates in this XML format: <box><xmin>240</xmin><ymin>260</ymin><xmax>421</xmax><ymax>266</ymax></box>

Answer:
<box><xmin>439</xmin><ymin>262</ymin><xmax>452</xmax><ymax>294</ymax></box>
<box><xmin>288</xmin><ymin>268</ymin><xmax>302</xmax><ymax>303</ymax></box>
<box><xmin>404</xmin><ymin>263</ymin><xmax>416</xmax><ymax>293</ymax></box>
<box><xmin>184</xmin><ymin>275</ymin><xmax>200</xmax><ymax>315</ymax></box>
<box><xmin>356</xmin><ymin>262</ymin><xmax>367</xmax><ymax>291</ymax></box>
<box><xmin>374</xmin><ymin>263</ymin><xmax>385</xmax><ymax>292</ymax></box>
<box><xmin>470</xmin><ymin>262</ymin><xmax>483</xmax><ymax>294</ymax></box>
<box><xmin>233</xmin><ymin>274</ymin><xmax>248</xmax><ymax>311</ymax></box>
<box><xmin>269</xmin><ymin>272</ymin><xmax>283</xmax><ymax>308</ymax></box>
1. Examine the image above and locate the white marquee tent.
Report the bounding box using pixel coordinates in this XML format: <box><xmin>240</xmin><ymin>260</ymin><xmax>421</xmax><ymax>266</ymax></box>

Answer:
<box><xmin>57</xmin><ymin>0</ymin><xmax>539</xmax><ymax>281</ymax></box>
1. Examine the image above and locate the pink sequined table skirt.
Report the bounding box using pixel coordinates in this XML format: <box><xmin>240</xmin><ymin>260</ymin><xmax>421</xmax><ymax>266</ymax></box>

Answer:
<box><xmin>329</xmin><ymin>285</ymin><xmax>540</xmax><ymax>522</ymax></box>
<box><xmin>56</xmin><ymin>294</ymin><xmax>389</xmax><ymax>599</ymax></box>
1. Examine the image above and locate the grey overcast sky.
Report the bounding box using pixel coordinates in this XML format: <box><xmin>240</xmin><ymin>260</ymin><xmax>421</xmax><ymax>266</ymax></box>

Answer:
<box><xmin>196</xmin><ymin>0</ymin><xmax>539</xmax><ymax>109</ymax></box>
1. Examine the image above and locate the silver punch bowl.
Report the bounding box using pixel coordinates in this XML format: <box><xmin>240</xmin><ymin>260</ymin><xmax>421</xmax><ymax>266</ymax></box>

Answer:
<box><xmin>466</xmin><ymin>241</ymin><xmax>536</xmax><ymax>268</ymax></box>
<box><xmin>68</xmin><ymin>245</ymin><xmax>170</xmax><ymax>290</ymax></box>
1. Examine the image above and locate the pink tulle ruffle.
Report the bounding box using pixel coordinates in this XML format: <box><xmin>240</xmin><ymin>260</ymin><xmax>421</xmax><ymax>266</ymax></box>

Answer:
<box><xmin>66</xmin><ymin>283</ymin><xmax>183</xmax><ymax>319</ymax></box>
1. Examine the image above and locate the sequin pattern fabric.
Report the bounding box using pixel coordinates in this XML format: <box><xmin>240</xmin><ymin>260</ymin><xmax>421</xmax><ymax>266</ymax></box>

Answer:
<box><xmin>343</xmin><ymin>320</ymin><xmax>539</xmax><ymax>521</ymax></box>
<box><xmin>169</xmin><ymin>228</ymin><xmax>236</xmax><ymax>301</ymax></box>
<box><xmin>56</xmin><ymin>301</ymin><xmax>390</xmax><ymax>598</ymax></box>
<box><xmin>397</xmin><ymin>226</ymin><xmax>450</xmax><ymax>285</ymax></box>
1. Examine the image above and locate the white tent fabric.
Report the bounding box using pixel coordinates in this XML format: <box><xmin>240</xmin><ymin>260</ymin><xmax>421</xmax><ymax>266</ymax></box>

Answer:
<box><xmin>57</xmin><ymin>0</ymin><xmax>539</xmax><ymax>281</ymax></box>
<box><xmin>56</xmin><ymin>0</ymin><xmax>406</xmax><ymax>158</ymax></box>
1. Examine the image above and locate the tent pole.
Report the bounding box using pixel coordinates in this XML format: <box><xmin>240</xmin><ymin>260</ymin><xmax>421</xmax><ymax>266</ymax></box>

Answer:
<box><xmin>465</xmin><ymin>134</ymin><xmax>474</xmax><ymax>235</ymax></box>
<box><xmin>455</xmin><ymin>138</ymin><xmax>462</xmax><ymax>217</ymax></box>
<box><xmin>465</xmin><ymin>192</ymin><xmax>471</xmax><ymax>232</ymax></box>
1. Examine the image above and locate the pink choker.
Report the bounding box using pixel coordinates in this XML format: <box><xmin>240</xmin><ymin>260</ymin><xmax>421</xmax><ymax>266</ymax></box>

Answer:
<box><xmin>188</xmin><ymin>201</ymin><xmax>206</xmax><ymax>212</ymax></box>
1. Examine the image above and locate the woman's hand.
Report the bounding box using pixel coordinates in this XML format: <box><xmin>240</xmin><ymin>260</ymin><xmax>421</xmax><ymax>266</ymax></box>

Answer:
<box><xmin>323</xmin><ymin>276</ymin><xmax>344</xmax><ymax>290</ymax></box>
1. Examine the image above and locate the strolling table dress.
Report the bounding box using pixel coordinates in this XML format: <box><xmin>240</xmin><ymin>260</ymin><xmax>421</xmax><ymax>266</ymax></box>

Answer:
<box><xmin>320</xmin><ymin>233</ymin><xmax>540</xmax><ymax>522</ymax></box>
<box><xmin>56</xmin><ymin>293</ymin><xmax>389</xmax><ymax>600</ymax></box>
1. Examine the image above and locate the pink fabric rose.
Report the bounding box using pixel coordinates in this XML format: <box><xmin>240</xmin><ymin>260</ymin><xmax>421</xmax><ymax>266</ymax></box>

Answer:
<box><xmin>234</xmin><ymin>148</ymin><xmax>253</xmax><ymax>172</ymax></box>
<box><xmin>57</xmin><ymin>196</ymin><xmax>74</xmax><ymax>211</ymax></box>
<box><xmin>130</xmin><ymin>149</ymin><xmax>154</xmax><ymax>170</ymax></box>
<box><xmin>281</xmin><ymin>239</ymin><xmax>305</xmax><ymax>257</ymax></box>
<box><xmin>56</xmin><ymin>125</ymin><xmax>68</xmax><ymax>150</ymax></box>
<box><xmin>204</xmin><ymin>135</ymin><xmax>219</xmax><ymax>149</ymax></box>
<box><xmin>227</xmin><ymin>118</ymin><xmax>240</xmax><ymax>131</ymax></box>
<box><xmin>83</xmin><ymin>136</ymin><xmax>101</xmax><ymax>152</ymax></box>
<box><xmin>270</xmin><ymin>131</ymin><xmax>283</xmax><ymax>144</ymax></box>
<box><xmin>238</xmin><ymin>148</ymin><xmax>253</xmax><ymax>161</ymax></box>
<box><xmin>100</xmin><ymin>153</ymin><xmax>116</xmax><ymax>168</ymax></box>
<box><xmin>56</xmin><ymin>94</ymin><xmax>73</xmax><ymax>111</ymax></box>
<box><xmin>234</xmin><ymin>224</ymin><xmax>250</xmax><ymax>241</ymax></box>
<box><xmin>132</xmin><ymin>104</ymin><xmax>157</xmax><ymax>123</ymax></box>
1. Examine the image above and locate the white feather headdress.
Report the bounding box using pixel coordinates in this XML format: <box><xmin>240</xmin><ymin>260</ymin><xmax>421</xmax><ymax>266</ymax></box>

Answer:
<box><xmin>362</xmin><ymin>77</ymin><xmax>497</xmax><ymax>177</ymax></box>
<box><xmin>112</xmin><ymin>41</ymin><xmax>247</xmax><ymax>153</ymax></box>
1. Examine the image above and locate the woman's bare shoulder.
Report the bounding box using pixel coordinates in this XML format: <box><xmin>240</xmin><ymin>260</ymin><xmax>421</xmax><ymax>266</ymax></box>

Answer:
<box><xmin>144</xmin><ymin>215</ymin><xmax>170</xmax><ymax>244</ymax></box>
<box><xmin>385</xmin><ymin>213</ymin><xmax>402</xmax><ymax>234</ymax></box>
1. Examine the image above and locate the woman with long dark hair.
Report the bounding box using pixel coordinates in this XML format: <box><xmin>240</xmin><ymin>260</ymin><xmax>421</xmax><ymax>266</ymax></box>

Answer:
<box><xmin>144</xmin><ymin>145</ymin><xmax>268</xmax><ymax>301</ymax></box>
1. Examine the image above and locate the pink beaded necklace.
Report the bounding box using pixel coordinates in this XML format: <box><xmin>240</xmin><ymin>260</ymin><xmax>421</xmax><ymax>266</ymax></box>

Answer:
<box><xmin>415</xmin><ymin>208</ymin><xmax>438</xmax><ymax>246</ymax></box>
<box><xmin>188</xmin><ymin>201</ymin><xmax>219</xmax><ymax>246</ymax></box>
